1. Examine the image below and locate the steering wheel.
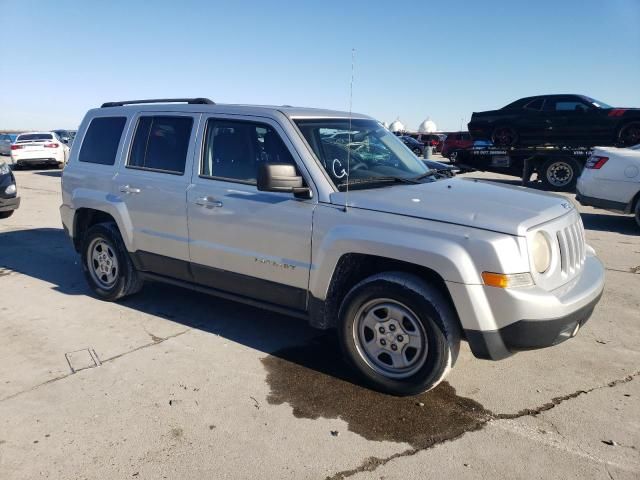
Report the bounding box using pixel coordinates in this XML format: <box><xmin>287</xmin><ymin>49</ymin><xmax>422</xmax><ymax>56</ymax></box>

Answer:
<box><xmin>331</xmin><ymin>158</ymin><xmax>367</xmax><ymax>178</ymax></box>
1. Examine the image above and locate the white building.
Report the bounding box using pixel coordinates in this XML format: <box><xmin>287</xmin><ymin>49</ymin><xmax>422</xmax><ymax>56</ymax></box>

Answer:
<box><xmin>388</xmin><ymin>119</ymin><xmax>405</xmax><ymax>133</ymax></box>
<box><xmin>418</xmin><ymin>118</ymin><xmax>438</xmax><ymax>133</ymax></box>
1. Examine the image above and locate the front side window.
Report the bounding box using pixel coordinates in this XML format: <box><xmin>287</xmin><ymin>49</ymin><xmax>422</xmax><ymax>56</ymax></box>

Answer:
<box><xmin>554</xmin><ymin>101</ymin><xmax>590</xmax><ymax>112</ymax></box>
<box><xmin>79</xmin><ymin>117</ymin><xmax>127</xmax><ymax>165</ymax></box>
<box><xmin>128</xmin><ymin>116</ymin><xmax>193</xmax><ymax>174</ymax></box>
<box><xmin>295</xmin><ymin>119</ymin><xmax>428</xmax><ymax>190</ymax></box>
<box><xmin>201</xmin><ymin>119</ymin><xmax>294</xmax><ymax>183</ymax></box>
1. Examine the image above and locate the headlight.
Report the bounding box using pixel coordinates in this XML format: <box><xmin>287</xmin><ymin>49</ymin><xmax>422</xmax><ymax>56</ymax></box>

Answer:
<box><xmin>5</xmin><ymin>184</ymin><xmax>16</xmax><ymax>195</ymax></box>
<box><xmin>0</xmin><ymin>163</ymin><xmax>9</xmax><ymax>175</ymax></box>
<box><xmin>532</xmin><ymin>231</ymin><xmax>552</xmax><ymax>273</ymax></box>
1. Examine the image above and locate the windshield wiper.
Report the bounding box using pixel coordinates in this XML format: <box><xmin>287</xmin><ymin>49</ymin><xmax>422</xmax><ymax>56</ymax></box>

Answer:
<box><xmin>337</xmin><ymin>176</ymin><xmax>420</xmax><ymax>191</ymax></box>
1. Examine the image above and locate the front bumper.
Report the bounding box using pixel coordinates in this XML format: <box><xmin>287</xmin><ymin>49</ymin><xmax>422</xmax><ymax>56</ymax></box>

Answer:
<box><xmin>0</xmin><ymin>195</ymin><xmax>20</xmax><ymax>212</ymax></box>
<box><xmin>448</xmin><ymin>252</ymin><xmax>605</xmax><ymax>360</ymax></box>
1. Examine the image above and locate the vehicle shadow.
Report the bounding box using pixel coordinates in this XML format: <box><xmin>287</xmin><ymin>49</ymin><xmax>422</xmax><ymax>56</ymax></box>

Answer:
<box><xmin>581</xmin><ymin>212</ymin><xmax>639</xmax><ymax>235</ymax></box>
<box><xmin>0</xmin><ymin>227</ymin><xmax>346</xmax><ymax>379</ymax></box>
<box><xmin>33</xmin><ymin>170</ymin><xmax>62</xmax><ymax>178</ymax></box>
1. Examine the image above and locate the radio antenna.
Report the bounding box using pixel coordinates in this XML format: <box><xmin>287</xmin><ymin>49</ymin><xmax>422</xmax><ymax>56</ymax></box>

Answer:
<box><xmin>345</xmin><ymin>48</ymin><xmax>355</xmax><ymax>213</ymax></box>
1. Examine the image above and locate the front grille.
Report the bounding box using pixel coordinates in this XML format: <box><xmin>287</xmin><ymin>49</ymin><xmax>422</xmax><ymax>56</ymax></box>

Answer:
<box><xmin>557</xmin><ymin>218</ymin><xmax>586</xmax><ymax>275</ymax></box>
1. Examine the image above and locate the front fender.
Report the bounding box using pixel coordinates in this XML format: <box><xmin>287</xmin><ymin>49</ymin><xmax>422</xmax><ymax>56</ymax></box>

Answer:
<box><xmin>309</xmin><ymin>205</ymin><xmax>528</xmax><ymax>301</ymax></box>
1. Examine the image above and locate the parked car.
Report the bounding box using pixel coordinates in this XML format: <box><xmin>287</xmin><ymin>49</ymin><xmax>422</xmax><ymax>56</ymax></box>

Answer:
<box><xmin>418</xmin><ymin>134</ymin><xmax>445</xmax><ymax>152</ymax></box>
<box><xmin>10</xmin><ymin>132</ymin><xmax>70</xmax><ymax>169</ymax></box>
<box><xmin>0</xmin><ymin>161</ymin><xmax>20</xmax><ymax>218</ymax></box>
<box><xmin>52</xmin><ymin>129</ymin><xmax>76</xmax><ymax>146</ymax></box>
<box><xmin>0</xmin><ymin>133</ymin><xmax>18</xmax><ymax>156</ymax></box>
<box><xmin>61</xmin><ymin>98</ymin><xmax>605</xmax><ymax>396</ymax></box>
<box><xmin>468</xmin><ymin>94</ymin><xmax>640</xmax><ymax>147</ymax></box>
<box><xmin>399</xmin><ymin>135</ymin><xmax>425</xmax><ymax>155</ymax></box>
<box><xmin>576</xmin><ymin>144</ymin><xmax>640</xmax><ymax>228</ymax></box>
<box><xmin>441</xmin><ymin>132</ymin><xmax>473</xmax><ymax>158</ymax></box>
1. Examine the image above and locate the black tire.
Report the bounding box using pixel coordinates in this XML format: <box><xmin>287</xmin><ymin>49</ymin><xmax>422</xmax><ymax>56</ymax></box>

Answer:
<box><xmin>540</xmin><ymin>157</ymin><xmax>580</xmax><ymax>191</ymax></box>
<box><xmin>491</xmin><ymin>126</ymin><xmax>518</xmax><ymax>146</ymax></box>
<box><xmin>618</xmin><ymin>121</ymin><xmax>640</xmax><ymax>147</ymax></box>
<box><xmin>0</xmin><ymin>210</ymin><xmax>14</xmax><ymax>219</ymax></box>
<box><xmin>412</xmin><ymin>147</ymin><xmax>422</xmax><ymax>156</ymax></box>
<box><xmin>338</xmin><ymin>272</ymin><xmax>461</xmax><ymax>396</ymax></box>
<box><xmin>634</xmin><ymin>198</ymin><xmax>640</xmax><ymax>230</ymax></box>
<box><xmin>81</xmin><ymin>222</ymin><xmax>143</xmax><ymax>301</ymax></box>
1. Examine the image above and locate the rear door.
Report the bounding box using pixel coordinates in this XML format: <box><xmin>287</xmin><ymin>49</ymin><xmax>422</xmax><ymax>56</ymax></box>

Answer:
<box><xmin>186</xmin><ymin>114</ymin><xmax>315</xmax><ymax>310</ymax></box>
<box><xmin>114</xmin><ymin>112</ymin><xmax>199</xmax><ymax>279</ymax></box>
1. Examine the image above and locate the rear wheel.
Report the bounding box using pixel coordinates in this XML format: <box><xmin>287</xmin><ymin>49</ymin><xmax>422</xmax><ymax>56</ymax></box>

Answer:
<box><xmin>412</xmin><ymin>147</ymin><xmax>422</xmax><ymax>156</ymax></box>
<box><xmin>618</xmin><ymin>121</ymin><xmax>640</xmax><ymax>147</ymax></box>
<box><xmin>338</xmin><ymin>272</ymin><xmax>461</xmax><ymax>396</ymax></box>
<box><xmin>81</xmin><ymin>222</ymin><xmax>143</xmax><ymax>301</ymax></box>
<box><xmin>541</xmin><ymin>157</ymin><xmax>580</xmax><ymax>191</ymax></box>
<box><xmin>491</xmin><ymin>126</ymin><xmax>518</xmax><ymax>146</ymax></box>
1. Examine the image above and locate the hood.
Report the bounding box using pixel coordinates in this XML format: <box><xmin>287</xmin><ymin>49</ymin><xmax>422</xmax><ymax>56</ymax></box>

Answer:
<box><xmin>330</xmin><ymin>178</ymin><xmax>574</xmax><ymax>236</ymax></box>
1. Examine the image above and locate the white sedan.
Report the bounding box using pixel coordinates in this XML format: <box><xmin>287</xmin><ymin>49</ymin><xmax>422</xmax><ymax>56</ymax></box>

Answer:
<box><xmin>576</xmin><ymin>144</ymin><xmax>640</xmax><ymax>228</ymax></box>
<box><xmin>10</xmin><ymin>132</ymin><xmax>70</xmax><ymax>169</ymax></box>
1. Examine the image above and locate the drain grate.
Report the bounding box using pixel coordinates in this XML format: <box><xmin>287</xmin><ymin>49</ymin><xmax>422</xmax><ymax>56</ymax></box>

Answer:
<box><xmin>65</xmin><ymin>348</ymin><xmax>101</xmax><ymax>374</ymax></box>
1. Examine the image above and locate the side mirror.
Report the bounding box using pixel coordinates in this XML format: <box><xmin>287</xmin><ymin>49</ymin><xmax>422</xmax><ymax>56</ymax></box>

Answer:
<box><xmin>257</xmin><ymin>163</ymin><xmax>311</xmax><ymax>197</ymax></box>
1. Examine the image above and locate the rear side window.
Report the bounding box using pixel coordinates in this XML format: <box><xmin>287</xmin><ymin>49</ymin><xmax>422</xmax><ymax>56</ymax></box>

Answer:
<box><xmin>128</xmin><ymin>116</ymin><xmax>193</xmax><ymax>174</ymax></box>
<box><xmin>79</xmin><ymin>117</ymin><xmax>126</xmax><ymax>165</ymax></box>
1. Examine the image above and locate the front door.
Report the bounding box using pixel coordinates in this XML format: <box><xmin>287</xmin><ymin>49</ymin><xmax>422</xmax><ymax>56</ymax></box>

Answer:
<box><xmin>114</xmin><ymin>112</ymin><xmax>199</xmax><ymax>279</ymax></box>
<box><xmin>186</xmin><ymin>115</ymin><xmax>315</xmax><ymax>310</ymax></box>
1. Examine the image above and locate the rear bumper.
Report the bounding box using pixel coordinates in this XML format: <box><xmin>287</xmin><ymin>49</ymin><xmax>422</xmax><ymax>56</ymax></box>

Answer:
<box><xmin>0</xmin><ymin>195</ymin><xmax>20</xmax><ymax>212</ymax></box>
<box><xmin>576</xmin><ymin>190</ymin><xmax>629</xmax><ymax>213</ymax></box>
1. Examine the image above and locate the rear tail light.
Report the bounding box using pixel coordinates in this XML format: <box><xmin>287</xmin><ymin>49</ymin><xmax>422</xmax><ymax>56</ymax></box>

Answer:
<box><xmin>585</xmin><ymin>156</ymin><xmax>609</xmax><ymax>169</ymax></box>
<box><xmin>11</xmin><ymin>145</ymin><xmax>23</xmax><ymax>150</ymax></box>
<box><xmin>44</xmin><ymin>143</ymin><xmax>59</xmax><ymax>148</ymax></box>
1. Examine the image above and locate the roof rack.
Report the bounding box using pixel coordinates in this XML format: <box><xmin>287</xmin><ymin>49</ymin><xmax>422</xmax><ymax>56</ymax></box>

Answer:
<box><xmin>100</xmin><ymin>98</ymin><xmax>215</xmax><ymax>108</ymax></box>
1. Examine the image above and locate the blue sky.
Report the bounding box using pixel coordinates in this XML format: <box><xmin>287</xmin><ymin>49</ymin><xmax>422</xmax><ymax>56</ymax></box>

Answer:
<box><xmin>1</xmin><ymin>0</ymin><xmax>639</xmax><ymax>131</ymax></box>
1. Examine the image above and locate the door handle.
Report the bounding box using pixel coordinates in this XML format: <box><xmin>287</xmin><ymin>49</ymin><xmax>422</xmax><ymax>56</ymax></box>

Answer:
<box><xmin>119</xmin><ymin>185</ymin><xmax>141</xmax><ymax>194</ymax></box>
<box><xmin>195</xmin><ymin>196</ymin><xmax>223</xmax><ymax>208</ymax></box>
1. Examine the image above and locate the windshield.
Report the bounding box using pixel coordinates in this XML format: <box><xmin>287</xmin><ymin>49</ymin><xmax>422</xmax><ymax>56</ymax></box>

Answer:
<box><xmin>295</xmin><ymin>119</ymin><xmax>429</xmax><ymax>189</ymax></box>
<box><xmin>583</xmin><ymin>96</ymin><xmax>613</xmax><ymax>109</ymax></box>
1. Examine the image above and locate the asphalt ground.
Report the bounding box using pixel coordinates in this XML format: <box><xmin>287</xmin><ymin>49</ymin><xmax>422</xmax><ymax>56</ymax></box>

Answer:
<box><xmin>0</xmin><ymin>162</ymin><xmax>638</xmax><ymax>479</ymax></box>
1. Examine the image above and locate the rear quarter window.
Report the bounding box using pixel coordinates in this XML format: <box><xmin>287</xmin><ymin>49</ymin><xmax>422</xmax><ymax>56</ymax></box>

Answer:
<box><xmin>79</xmin><ymin>117</ymin><xmax>127</xmax><ymax>165</ymax></box>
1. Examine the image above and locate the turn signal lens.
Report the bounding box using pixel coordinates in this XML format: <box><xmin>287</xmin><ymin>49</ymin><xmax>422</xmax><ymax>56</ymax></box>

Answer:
<box><xmin>482</xmin><ymin>272</ymin><xmax>534</xmax><ymax>288</ymax></box>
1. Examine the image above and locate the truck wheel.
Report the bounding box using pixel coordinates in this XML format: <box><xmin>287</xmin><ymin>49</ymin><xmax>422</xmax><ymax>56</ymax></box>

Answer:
<box><xmin>81</xmin><ymin>222</ymin><xmax>143</xmax><ymax>301</ymax></box>
<box><xmin>338</xmin><ymin>272</ymin><xmax>461</xmax><ymax>396</ymax></box>
<box><xmin>491</xmin><ymin>126</ymin><xmax>518</xmax><ymax>146</ymax></box>
<box><xmin>0</xmin><ymin>210</ymin><xmax>14</xmax><ymax>219</ymax></box>
<box><xmin>618</xmin><ymin>121</ymin><xmax>640</xmax><ymax>147</ymax></box>
<box><xmin>541</xmin><ymin>157</ymin><xmax>580</xmax><ymax>191</ymax></box>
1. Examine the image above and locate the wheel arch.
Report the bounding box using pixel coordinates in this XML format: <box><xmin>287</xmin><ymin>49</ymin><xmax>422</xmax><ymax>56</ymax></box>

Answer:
<box><xmin>72</xmin><ymin>204</ymin><xmax>132</xmax><ymax>253</ymax></box>
<box><xmin>309</xmin><ymin>253</ymin><xmax>460</xmax><ymax>331</ymax></box>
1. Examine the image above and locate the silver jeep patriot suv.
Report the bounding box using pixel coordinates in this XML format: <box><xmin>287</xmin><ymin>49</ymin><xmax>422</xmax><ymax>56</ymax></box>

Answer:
<box><xmin>60</xmin><ymin>98</ymin><xmax>605</xmax><ymax>395</ymax></box>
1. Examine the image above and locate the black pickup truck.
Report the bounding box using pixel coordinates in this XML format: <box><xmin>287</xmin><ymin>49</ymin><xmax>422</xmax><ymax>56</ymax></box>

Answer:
<box><xmin>468</xmin><ymin>94</ymin><xmax>640</xmax><ymax>148</ymax></box>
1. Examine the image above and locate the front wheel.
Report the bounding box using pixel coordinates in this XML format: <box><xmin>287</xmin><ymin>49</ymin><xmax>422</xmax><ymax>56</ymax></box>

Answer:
<box><xmin>0</xmin><ymin>210</ymin><xmax>14</xmax><ymax>219</ymax></box>
<box><xmin>634</xmin><ymin>198</ymin><xmax>640</xmax><ymax>229</ymax></box>
<box><xmin>81</xmin><ymin>222</ymin><xmax>143</xmax><ymax>301</ymax></box>
<box><xmin>412</xmin><ymin>147</ymin><xmax>422</xmax><ymax>156</ymax></box>
<box><xmin>338</xmin><ymin>272</ymin><xmax>461</xmax><ymax>396</ymax></box>
<box><xmin>540</xmin><ymin>157</ymin><xmax>580</xmax><ymax>191</ymax></box>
